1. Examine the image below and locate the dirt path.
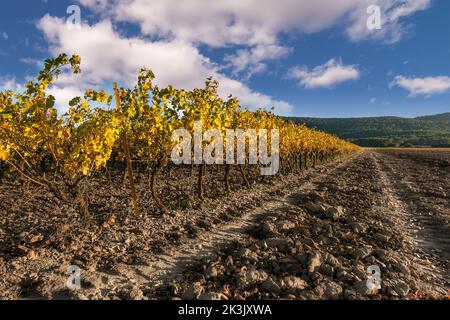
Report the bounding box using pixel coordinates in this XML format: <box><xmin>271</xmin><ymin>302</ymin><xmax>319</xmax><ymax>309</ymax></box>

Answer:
<box><xmin>372</xmin><ymin>151</ymin><xmax>450</xmax><ymax>282</ymax></box>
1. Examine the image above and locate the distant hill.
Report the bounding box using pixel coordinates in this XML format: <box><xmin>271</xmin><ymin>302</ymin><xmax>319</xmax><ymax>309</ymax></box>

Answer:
<box><xmin>415</xmin><ymin>113</ymin><xmax>450</xmax><ymax>123</ymax></box>
<box><xmin>286</xmin><ymin>112</ymin><xmax>450</xmax><ymax>148</ymax></box>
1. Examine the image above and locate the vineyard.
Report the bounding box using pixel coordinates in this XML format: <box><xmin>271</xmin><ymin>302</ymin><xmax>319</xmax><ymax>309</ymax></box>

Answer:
<box><xmin>0</xmin><ymin>54</ymin><xmax>359</xmax><ymax>222</ymax></box>
<box><xmin>0</xmin><ymin>55</ymin><xmax>448</xmax><ymax>301</ymax></box>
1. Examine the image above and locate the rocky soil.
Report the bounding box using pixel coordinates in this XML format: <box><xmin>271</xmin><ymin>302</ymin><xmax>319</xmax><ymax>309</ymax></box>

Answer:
<box><xmin>0</xmin><ymin>150</ymin><xmax>448</xmax><ymax>300</ymax></box>
<box><xmin>149</xmin><ymin>152</ymin><xmax>448</xmax><ymax>300</ymax></box>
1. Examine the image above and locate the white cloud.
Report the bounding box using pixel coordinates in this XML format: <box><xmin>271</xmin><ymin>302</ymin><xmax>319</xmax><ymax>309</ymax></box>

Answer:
<box><xmin>390</xmin><ymin>75</ymin><xmax>450</xmax><ymax>96</ymax></box>
<box><xmin>217</xmin><ymin>76</ymin><xmax>293</xmax><ymax>113</ymax></box>
<box><xmin>346</xmin><ymin>0</ymin><xmax>431</xmax><ymax>43</ymax></box>
<box><xmin>0</xmin><ymin>76</ymin><xmax>82</xmax><ymax>114</ymax></box>
<box><xmin>78</xmin><ymin>0</ymin><xmax>357</xmax><ymax>46</ymax></box>
<box><xmin>224</xmin><ymin>44</ymin><xmax>292</xmax><ymax>78</ymax></box>
<box><xmin>78</xmin><ymin>0</ymin><xmax>431</xmax><ymax>46</ymax></box>
<box><xmin>37</xmin><ymin>15</ymin><xmax>293</xmax><ymax>114</ymax></box>
<box><xmin>19</xmin><ymin>57</ymin><xmax>42</xmax><ymax>67</ymax></box>
<box><xmin>0</xmin><ymin>76</ymin><xmax>21</xmax><ymax>91</ymax></box>
<box><xmin>47</xmin><ymin>86</ymin><xmax>85</xmax><ymax>114</ymax></box>
<box><xmin>0</xmin><ymin>32</ymin><xmax>8</xmax><ymax>40</ymax></box>
<box><xmin>288</xmin><ymin>59</ymin><xmax>360</xmax><ymax>89</ymax></box>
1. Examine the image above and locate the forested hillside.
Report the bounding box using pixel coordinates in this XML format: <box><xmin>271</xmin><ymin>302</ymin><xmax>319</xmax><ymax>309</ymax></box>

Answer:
<box><xmin>287</xmin><ymin>113</ymin><xmax>450</xmax><ymax>147</ymax></box>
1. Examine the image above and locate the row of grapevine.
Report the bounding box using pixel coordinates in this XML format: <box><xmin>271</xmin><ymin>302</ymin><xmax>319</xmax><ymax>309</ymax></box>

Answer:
<box><xmin>0</xmin><ymin>54</ymin><xmax>360</xmax><ymax>222</ymax></box>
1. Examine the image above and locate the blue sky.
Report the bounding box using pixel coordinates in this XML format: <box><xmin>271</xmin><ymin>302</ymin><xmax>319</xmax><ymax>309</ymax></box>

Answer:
<box><xmin>0</xmin><ymin>0</ymin><xmax>449</xmax><ymax>118</ymax></box>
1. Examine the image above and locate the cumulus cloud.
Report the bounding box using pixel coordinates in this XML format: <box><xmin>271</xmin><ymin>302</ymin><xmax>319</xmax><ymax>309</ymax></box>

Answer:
<box><xmin>224</xmin><ymin>45</ymin><xmax>292</xmax><ymax>78</ymax></box>
<box><xmin>72</xmin><ymin>0</ymin><xmax>430</xmax><ymax>91</ymax></box>
<box><xmin>37</xmin><ymin>15</ymin><xmax>293</xmax><ymax>114</ymax></box>
<box><xmin>390</xmin><ymin>75</ymin><xmax>450</xmax><ymax>96</ymax></box>
<box><xmin>288</xmin><ymin>59</ymin><xmax>360</xmax><ymax>89</ymax></box>
<box><xmin>77</xmin><ymin>0</ymin><xmax>431</xmax><ymax>45</ymax></box>
<box><xmin>78</xmin><ymin>0</ymin><xmax>356</xmax><ymax>46</ymax></box>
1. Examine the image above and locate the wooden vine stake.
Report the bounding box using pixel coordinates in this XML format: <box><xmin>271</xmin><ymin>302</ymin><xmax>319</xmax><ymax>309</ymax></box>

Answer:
<box><xmin>113</xmin><ymin>82</ymin><xmax>138</xmax><ymax>214</ymax></box>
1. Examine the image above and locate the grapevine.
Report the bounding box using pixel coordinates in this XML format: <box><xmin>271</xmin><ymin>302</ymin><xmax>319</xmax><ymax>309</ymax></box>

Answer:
<box><xmin>0</xmin><ymin>54</ymin><xmax>360</xmax><ymax>222</ymax></box>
